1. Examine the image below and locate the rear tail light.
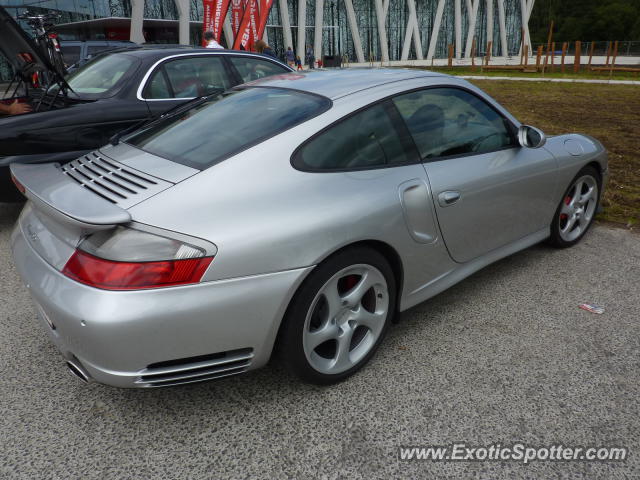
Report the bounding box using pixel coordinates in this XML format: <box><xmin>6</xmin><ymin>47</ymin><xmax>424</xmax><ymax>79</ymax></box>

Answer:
<box><xmin>62</xmin><ymin>227</ymin><xmax>215</xmax><ymax>290</ymax></box>
<box><xmin>11</xmin><ymin>173</ymin><xmax>26</xmax><ymax>195</ymax></box>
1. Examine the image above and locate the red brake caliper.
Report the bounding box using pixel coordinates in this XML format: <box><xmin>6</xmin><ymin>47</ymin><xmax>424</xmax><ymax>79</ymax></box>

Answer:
<box><xmin>560</xmin><ymin>195</ymin><xmax>572</xmax><ymax>222</ymax></box>
<box><xmin>344</xmin><ymin>275</ymin><xmax>359</xmax><ymax>291</ymax></box>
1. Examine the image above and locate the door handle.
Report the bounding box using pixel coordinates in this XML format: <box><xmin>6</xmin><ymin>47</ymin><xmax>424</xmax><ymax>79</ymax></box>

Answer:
<box><xmin>438</xmin><ymin>191</ymin><xmax>461</xmax><ymax>207</ymax></box>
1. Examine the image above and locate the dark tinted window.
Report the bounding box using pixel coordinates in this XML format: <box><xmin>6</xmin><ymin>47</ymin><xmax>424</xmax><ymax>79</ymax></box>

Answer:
<box><xmin>229</xmin><ymin>56</ymin><xmax>289</xmax><ymax>83</ymax></box>
<box><xmin>393</xmin><ymin>88</ymin><xmax>515</xmax><ymax>159</ymax></box>
<box><xmin>61</xmin><ymin>45</ymin><xmax>81</xmax><ymax>65</ymax></box>
<box><xmin>295</xmin><ymin>102</ymin><xmax>413</xmax><ymax>171</ymax></box>
<box><xmin>126</xmin><ymin>87</ymin><xmax>330</xmax><ymax>169</ymax></box>
<box><xmin>87</xmin><ymin>45</ymin><xmax>110</xmax><ymax>56</ymax></box>
<box><xmin>145</xmin><ymin>56</ymin><xmax>231</xmax><ymax>99</ymax></box>
<box><xmin>62</xmin><ymin>53</ymin><xmax>136</xmax><ymax>98</ymax></box>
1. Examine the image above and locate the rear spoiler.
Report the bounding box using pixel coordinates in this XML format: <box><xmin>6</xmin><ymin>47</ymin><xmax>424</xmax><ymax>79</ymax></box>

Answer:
<box><xmin>10</xmin><ymin>163</ymin><xmax>131</xmax><ymax>229</ymax></box>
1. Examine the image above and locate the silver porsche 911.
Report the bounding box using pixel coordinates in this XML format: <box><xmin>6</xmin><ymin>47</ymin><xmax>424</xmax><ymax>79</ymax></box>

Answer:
<box><xmin>10</xmin><ymin>69</ymin><xmax>607</xmax><ymax>388</ymax></box>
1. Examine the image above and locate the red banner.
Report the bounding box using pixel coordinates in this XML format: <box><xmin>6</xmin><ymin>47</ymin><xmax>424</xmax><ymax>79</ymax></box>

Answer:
<box><xmin>213</xmin><ymin>0</ymin><xmax>231</xmax><ymax>42</ymax></box>
<box><xmin>202</xmin><ymin>0</ymin><xmax>215</xmax><ymax>46</ymax></box>
<box><xmin>232</xmin><ymin>0</ymin><xmax>273</xmax><ymax>50</ymax></box>
<box><xmin>249</xmin><ymin>0</ymin><xmax>260</xmax><ymax>44</ymax></box>
<box><xmin>232</xmin><ymin>0</ymin><xmax>257</xmax><ymax>50</ymax></box>
<box><xmin>231</xmin><ymin>0</ymin><xmax>243</xmax><ymax>36</ymax></box>
<box><xmin>256</xmin><ymin>0</ymin><xmax>274</xmax><ymax>40</ymax></box>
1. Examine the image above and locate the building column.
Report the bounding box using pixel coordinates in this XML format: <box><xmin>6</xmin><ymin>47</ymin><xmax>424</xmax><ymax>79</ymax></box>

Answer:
<box><xmin>130</xmin><ymin>0</ymin><xmax>145</xmax><ymax>44</ymax></box>
<box><xmin>497</xmin><ymin>0</ymin><xmax>508</xmax><ymax>56</ymax></box>
<box><xmin>343</xmin><ymin>0</ymin><xmax>364</xmax><ymax>62</ymax></box>
<box><xmin>454</xmin><ymin>0</ymin><xmax>462</xmax><ymax>59</ymax></box>
<box><xmin>314</xmin><ymin>0</ymin><xmax>324</xmax><ymax>65</ymax></box>
<box><xmin>297</xmin><ymin>0</ymin><xmax>306</xmax><ymax>65</ymax></box>
<box><xmin>174</xmin><ymin>0</ymin><xmax>191</xmax><ymax>46</ymax></box>
<box><xmin>486</xmin><ymin>0</ymin><xmax>494</xmax><ymax>55</ymax></box>
<box><xmin>465</xmin><ymin>0</ymin><xmax>479</xmax><ymax>58</ymax></box>
<box><xmin>374</xmin><ymin>0</ymin><xmax>389</xmax><ymax>62</ymax></box>
<box><xmin>426</xmin><ymin>0</ymin><xmax>446</xmax><ymax>60</ymax></box>
<box><xmin>279</xmin><ymin>0</ymin><xmax>294</xmax><ymax>50</ymax></box>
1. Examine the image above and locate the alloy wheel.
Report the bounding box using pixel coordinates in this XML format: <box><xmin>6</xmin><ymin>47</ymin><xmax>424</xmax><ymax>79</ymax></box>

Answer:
<box><xmin>558</xmin><ymin>174</ymin><xmax>598</xmax><ymax>243</ymax></box>
<box><xmin>302</xmin><ymin>264</ymin><xmax>389</xmax><ymax>375</ymax></box>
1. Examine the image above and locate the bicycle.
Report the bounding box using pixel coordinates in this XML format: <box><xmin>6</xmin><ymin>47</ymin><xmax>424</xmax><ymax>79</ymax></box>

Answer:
<box><xmin>17</xmin><ymin>11</ymin><xmax>67</xmax><ymax>87</ymax></box>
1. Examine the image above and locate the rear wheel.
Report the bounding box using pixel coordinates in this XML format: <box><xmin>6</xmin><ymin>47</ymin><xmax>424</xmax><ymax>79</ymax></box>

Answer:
<box><xmin>549</xmin><ymin>166</ymin><xmax>600</xmax><ymax>248</ymax></box>
<box><xmin>279</xmin><ymin>247</ymin><xmax>396</xmax><ymax>384</ymax></box>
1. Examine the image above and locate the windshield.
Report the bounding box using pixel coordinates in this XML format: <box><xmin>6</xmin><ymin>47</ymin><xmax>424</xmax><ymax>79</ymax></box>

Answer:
<box><xmin>52</xmin><ymin>53</ymin><xmax>137</xmax><ymax>99</ymax></box>
<box><xmin>125</xmin><ymin>87</ymin><xmax>331</xmax><ymax>169</ymax></box>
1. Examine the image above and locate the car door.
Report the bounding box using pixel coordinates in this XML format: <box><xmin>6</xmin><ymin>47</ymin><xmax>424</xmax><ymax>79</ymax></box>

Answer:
<box><xmin>142</xmin><ymin>55</ymin><xmax>233</xmax><ymax>118</ymax></box>
<box><xmin>391</xmin><ymin>87</ymin><xmax>559</xmax><ymax>263</ymax></box>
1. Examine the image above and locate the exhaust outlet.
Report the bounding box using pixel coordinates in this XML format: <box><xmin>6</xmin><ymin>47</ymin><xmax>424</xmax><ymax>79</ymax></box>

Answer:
<box><xmin>66</xmin><ymin>360</ymin><xmax>90</xmax><ymax>383</ymax></box>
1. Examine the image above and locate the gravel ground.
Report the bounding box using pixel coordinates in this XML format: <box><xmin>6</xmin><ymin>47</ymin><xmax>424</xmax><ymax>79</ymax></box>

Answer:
<box><xmin>1</xmin><ymin>202</ymin><xmax>638</xmax><ymax>479</ymax></box>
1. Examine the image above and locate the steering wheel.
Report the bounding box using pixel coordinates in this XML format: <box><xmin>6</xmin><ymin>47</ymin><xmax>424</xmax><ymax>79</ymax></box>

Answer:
<box><xmin>471</xmin><ymin>132</ymin><xmax>502</xmax><ymax>152</ymax></box>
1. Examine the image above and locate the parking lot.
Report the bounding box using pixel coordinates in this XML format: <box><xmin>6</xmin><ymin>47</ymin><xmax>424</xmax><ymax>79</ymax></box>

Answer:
<box><xmin>1</xmin><ymin>201</ymin><xmax>639</xmax><ymax>479</ymax></box>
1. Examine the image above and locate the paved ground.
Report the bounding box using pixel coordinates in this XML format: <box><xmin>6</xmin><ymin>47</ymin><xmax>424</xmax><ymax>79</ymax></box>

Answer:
<box><xmin>1</xmin><ymin>201</ymin><xmax>638</xmax><ymax>479</ymax></box>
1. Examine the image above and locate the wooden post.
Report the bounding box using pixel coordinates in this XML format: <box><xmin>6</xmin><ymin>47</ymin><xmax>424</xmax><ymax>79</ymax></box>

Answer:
<box><xmin>605</xmin><ymin>41</ymin><xmax>611</xmax><ymax>66</ymax></box>
<box><xmin>523</xmin><ymin>44</ymin><xmax>529</xmax><ymax>66</ymax></box>
<box><xmin>536</xmin><ymin>45</ymin><xmax>543</xmax><ymax>70</ymax></box>
<box><xmin>448</xmin><ymin>44</ymin><xmax>454</xmax><ymax>67</ymax></box>
<box><xmin>588</xmin><ymin>41</ymin><xmax>595</xmax><ymax>69</ymax></box>
<box><xmin>573</xmin><ymin>40</ymin><xmax>581</xmax><ymax>73</ymax></box>
<box><xmin>550</xmin><ymin>41</ymin><xmax>555</xmax><ymax>71</ymax></box>
<box><xmin>485</xmin><ymin>41</ymin><xmax>492</xmax><ymax>66</ymax></box>
<box><xmin>561</xmin><ymin>42</ymin><xmax>567</xmax><ymax>72</ymax></box>
<box><xmin>610</xmin><ymin>40</ymin><xmax>619</xmax><ymax>77</ymax></box>
<box><xmin>471</xmin><ymin>38</ymin><xmax>476</xmax><ymax>69</ymax></box>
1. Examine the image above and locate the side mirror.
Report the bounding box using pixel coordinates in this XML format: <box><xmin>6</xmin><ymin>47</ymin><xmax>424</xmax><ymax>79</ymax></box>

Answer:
<box><xmin>518</xmin><ymin>125</ymin><xmax>546</xmax><ymax>149</ymax></box>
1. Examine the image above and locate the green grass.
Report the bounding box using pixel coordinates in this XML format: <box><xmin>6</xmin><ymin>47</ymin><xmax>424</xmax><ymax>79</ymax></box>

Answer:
<box><xmin>410</xmin><ymin>66</ymin><xmax>640</xmax><ymax>81</ymax></box>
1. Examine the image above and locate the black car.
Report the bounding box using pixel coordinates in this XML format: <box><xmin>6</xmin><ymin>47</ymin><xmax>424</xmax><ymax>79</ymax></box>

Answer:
<box><xmin>0</xmin><ymin>12</ymin><xmax>292</xmax><ymax>201</ymax></box>
<box><xmin>60</xmin><ymin>40</ymin><xmax>137</xmax><ymax>68</ymax></box>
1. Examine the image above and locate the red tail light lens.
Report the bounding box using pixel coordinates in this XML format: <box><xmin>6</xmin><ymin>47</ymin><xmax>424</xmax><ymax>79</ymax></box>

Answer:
<box><xmin>11</xmin><ymin>173</ymin><xmax>26</xmax><ymax>195</ymax></box>
<box><xmin>63</xmin><ymin>249</ymin><xmax>213</xmax><ymax>290</ymax></box>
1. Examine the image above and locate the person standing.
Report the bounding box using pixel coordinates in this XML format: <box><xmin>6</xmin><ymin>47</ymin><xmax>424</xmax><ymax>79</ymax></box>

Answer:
<box><xmin>203</xmin><ymin>31</ymin><xmax>223</xmax><ymax>49</ymax></box>
<box><xmin>305</xmin><ymin>44</ymin><xmax>315</xmax><ymax>69</ymax></box>
<box><xmin>255</xmin><ymin>40</ymin><xmax>277</xmax><ymax>59</ymax></box>
<box><xmin>284</xmin><ymin>46</ymin><xmax>295</xmax><ymax>67</ymax></box>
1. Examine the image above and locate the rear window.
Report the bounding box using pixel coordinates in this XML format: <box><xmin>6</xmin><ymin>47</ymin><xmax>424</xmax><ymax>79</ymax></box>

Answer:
<box><xmin>63</xmin><ymin>53</ymin><xmax>137</xmax><ymax>98</ymax></box>
<box><xmin>125</xmin><ymin>87</ymin><xmax>331</xmax><ymax>169</ymax></box>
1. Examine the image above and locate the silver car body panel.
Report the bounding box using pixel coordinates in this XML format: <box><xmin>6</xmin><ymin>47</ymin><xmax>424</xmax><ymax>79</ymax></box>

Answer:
<box><xmin>10</xmin><ymin>70</ymin><xmax>608</xmax><ymax>387</ymax></box>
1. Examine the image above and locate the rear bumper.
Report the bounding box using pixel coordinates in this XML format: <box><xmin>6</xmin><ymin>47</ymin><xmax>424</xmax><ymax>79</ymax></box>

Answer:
<box><xmin>11</xmin><ymin>222</ymin><xmax>312</xmax><ymax>388</ymax></box>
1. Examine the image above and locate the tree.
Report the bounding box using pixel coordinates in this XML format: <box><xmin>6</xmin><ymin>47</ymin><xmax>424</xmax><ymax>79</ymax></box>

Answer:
<box><xmin>529</xmin><ymin>0</ymin><xmax>640</xmax><ymax>42</ymax></box>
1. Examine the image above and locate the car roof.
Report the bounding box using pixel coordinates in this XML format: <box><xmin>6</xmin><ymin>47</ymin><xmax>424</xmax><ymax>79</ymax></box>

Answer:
<box><xmin>107</xmin><ymin>46</ymin><xmax>280</xmax><ymax>61</ymax></box>
<box><xmin>244</xmin><ymin>68</ymin><xmax>450</xmax><ymax>100</ymax></box>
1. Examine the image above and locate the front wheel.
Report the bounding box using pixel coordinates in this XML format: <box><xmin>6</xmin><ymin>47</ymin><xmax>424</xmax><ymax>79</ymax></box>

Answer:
<box><xmin>548</xmin><ymin>166</ymin><xmax>600</xmax><ymax>248</ymax></box>
<box><xmin>279</xmin><ymin>247</ymin><xmax>396</xmax><ymax>384</ymax></box>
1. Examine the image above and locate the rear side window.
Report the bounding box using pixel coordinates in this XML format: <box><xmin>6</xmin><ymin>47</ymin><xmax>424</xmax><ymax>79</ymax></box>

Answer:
<box><xmin>144</xmin><ymin>56</ymin><xmax>231</xmax><ymax>99</ymax></box>
<box><xmin>126</xmin><ymin>87</ymin><xmax>331</xmax><ymax>169</ymax></box>
<box><xmin>229</xmin><ymin>56</ymin><xmax>289</xmax><ymax>83</ymax></box>
<box><xmin>293</xmin><ymin>101</ymin><xmax>415</xmax><ymax>171</ymax></box>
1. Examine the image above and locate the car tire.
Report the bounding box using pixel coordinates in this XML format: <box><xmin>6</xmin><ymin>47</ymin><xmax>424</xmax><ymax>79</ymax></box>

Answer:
<box><xmin>279</xmin><ymin>246</ymin><xmax>396</xmax><ymax>385</ymax></box>
<box><xmin>548</xmin><ymin>166</ymin><xmax>601</xmax><ymax>248</ymax></box>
